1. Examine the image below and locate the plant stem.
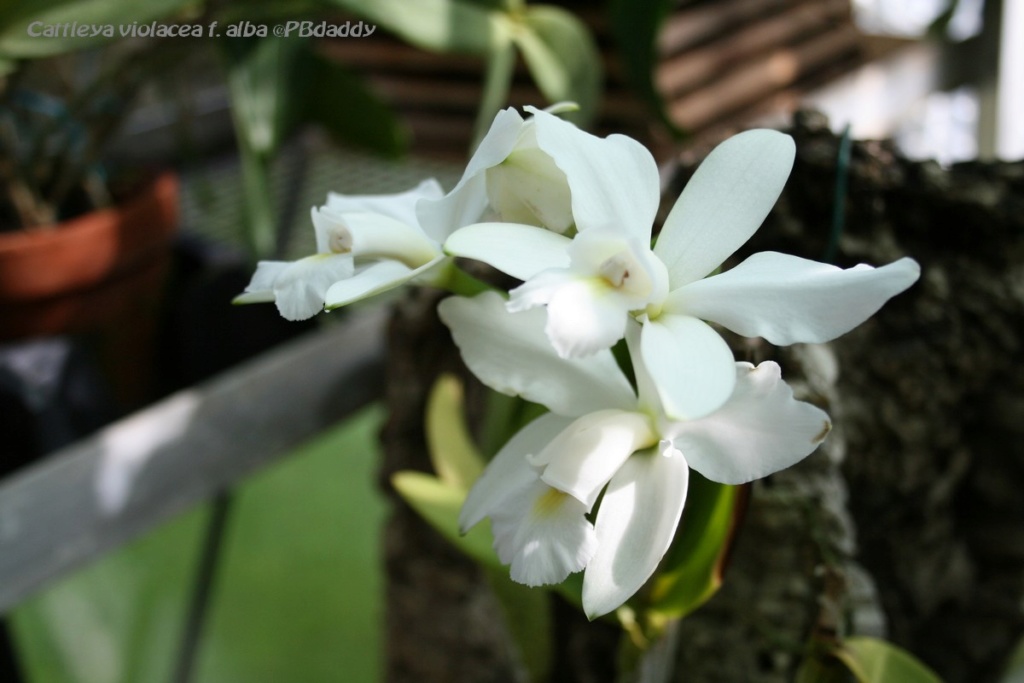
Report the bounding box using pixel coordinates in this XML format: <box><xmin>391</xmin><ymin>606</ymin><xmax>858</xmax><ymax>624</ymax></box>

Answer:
<box><xmin>617</xmin><ymin>618</ymin><xmax>680</xmax><ymax>683</ymax></box>
<box><xmin>433</xmin><ymin>261</ymin><xmax>496</xmax><ymax>298</ymax></box>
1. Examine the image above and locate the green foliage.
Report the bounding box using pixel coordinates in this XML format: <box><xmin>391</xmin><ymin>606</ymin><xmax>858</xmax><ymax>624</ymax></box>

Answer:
<box><xmin>326</xmin><ymin>0</ymin><xmax>501</xmax><ymax>54</ymax></box>
<box><xmin>396</xmin><ymin>373</ymin><xmax>563</xmax><ymax>681</ymax></box>
<box><xmin>648</xmin><ymin>473</ymin><xmax>741</xmax><ymax>620</ymax></box>
<box><xmin>607</xmin><ymin>0</ymin><xmax>680</xmax><ymax>137</ymax></box>
<box><xmin>426</xmin><ymin>373</ymin><xmax>485</xmax><ymax>489</ymax></box>
<box><xmin>327</xmin><ymin>0</ymin><xmax>602</xmax><ymax>136</ymax></box>
<box><xmin>392</xmin><ymin>471</ymin><xmax>501</xmax><ymax>568</ymax></box>
<box><xmin>220</xmin><ymin>35</ymin><xmax>406</xmax><ymax>257</ymax></box>
<box><xmin>472</xmin><ymin>29</ymin><xmax>517</xmax><ymax>149</ymax></box>
<box><xmin>1000</xmin><ymin>635</ymin><xmax>1024</xmax><ymax>683</ymax></box>
<box><xmin>835</xmin><ymin>637</ymin><xmax>943</xmax><ymax>683</ymax></box>
<box><xmin>394</xmin><ymin>374</ymin><xmax>498</xmax><ymax>567</ymax></box>
<box><xmin>221</xmin><ymin>36</ymin><xmax>302</xmax><ymax>158</ymax></box>
<box><xmin>300</xmin><ymin>52</ymin><xmax>409</xmax><ymax>158</ymax></box>
<box><xmin>508</xmin><ymin>5</ymin><xmax>601</xmax><ymax>128</ymax></box>
<box><xmin>221</xmin><ymin>36</ymin><xmax>300</xmax><ymax>257</ymax></box>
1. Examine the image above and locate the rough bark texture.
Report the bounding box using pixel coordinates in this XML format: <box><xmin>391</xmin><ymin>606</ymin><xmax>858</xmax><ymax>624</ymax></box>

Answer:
<box><xmin>380</xmin><ymin>112</ymin><xmax>1024</xmax><ymax>683</ymax></box>
<box><xmin>668</xmin><ymin>110</ymin><xmax>1024</xmax><ymax>682</ymax></box>
<box><xmin>786</xmin><ymin>111</ymin><xmax>1024</xmax><ymax>682</ymax></box>
<box><xmin>380</xmin><ymin>287</ymin><xmax>522</xmax><ymax>683</ymax></box>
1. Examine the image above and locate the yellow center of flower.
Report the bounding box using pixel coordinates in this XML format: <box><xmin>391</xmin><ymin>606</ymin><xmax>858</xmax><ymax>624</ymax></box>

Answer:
<box><xmin>532</xmin><ymin>487</ymin><xmax>570</xmax><ymax>518</ymax></box>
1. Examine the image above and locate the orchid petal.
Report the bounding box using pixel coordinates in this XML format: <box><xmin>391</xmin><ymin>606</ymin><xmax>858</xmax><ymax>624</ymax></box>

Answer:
<box><xmin>232</xmin><ymin>289</ymin><xmax>276</xmax><ymax>305</ymax></box>
<box><xmin>324</xmin><ymin>259</ymin><xmax>415</xmax><ymax>309</ymax></box>
<box><xmin>317</xmin><ymin>211</ymin><xmax>439</xmax><ymax>267</ymax></box>
<box><xmin>493</xmin><ymin>479</ymin><xmax>598</xmax><ymax>587</ymax></box>
<box><xmin>667</xmin><ymin>252</ymin><xmax>921</xmax><ymax>345</ymax></box>
<box><xmin>241</xmin><ymin>254</ymin><xmax>354</xmax><ymax>321</ymax></box>
<box><xmin>668</xmin><ymin>361</ymin><xmax>831</xmax><ymax>484</ymax></box>
<box><xmin>583</xmin><ymin>445</ymin><xmax>689</xmax><ymax>619</ymax></box>
<box><xmin>322</xmin><ymin>178</ymin><xmax>444</xmax><ymax>231</ymax></box>
<box><xmin>487</xmin><ymin>123</ymin><xmax>574</xmax><ymax>232</ymax></box>
<box><xmin>529</xmin><ymin>107</ymin><xmax>660</xmax><ymax>240</ymax></box>
<box><xmin>459</xmin><ymin>413</ymin><xmax>596</xmax><ymax>586</ymax></box>
<box><xmin>417</xmin><ymin>107</ymin><xmax>527</xmax><ymax>240</ymax></box>
<box><xmin>234</xmin><ymin>261</ymin><xmax>288</xmax><ymax>304</ymax></box>
<box><xmin>445</xmin><ymin>223</ymin><xmax>572</xmax><ymax>280</ymax></box>
<box><xmin>512</xmin><ymin>276</ymin><xmax>630</xmax><ymax>358</ymax></box>
<box><xmin>654</xmin><ymin>129</ymin><xmax>795</xmax><ymax>288</ymax></box>
<box><xmin>536</xmin><ymin>409</ymin><xmax>657</xmax><ymax>509</ymax></box>
<box><xmin>640</xmin><ymin>314</ymin><xmax>736</xmax><ymax>420</ymax></box>
<box><xmin>625</xmin><ymin>319</ymin><xmax>660</xmax><ymax>414</ymax></box>
<box><xmin>460</xmin><ymin>412</ymin><xmax>574</xmax><ymax>532</ymax></box>
<box><xmin>438</xmin><ymin>292</ymin><xmax>636</xmax><ymax>416</ymax></box>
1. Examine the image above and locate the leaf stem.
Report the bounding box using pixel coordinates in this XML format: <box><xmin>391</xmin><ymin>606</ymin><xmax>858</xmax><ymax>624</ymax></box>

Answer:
<box><xmin>433</xmin><ymin>261</ymin><xmax>497</xmax><ymax>298</ymax></box>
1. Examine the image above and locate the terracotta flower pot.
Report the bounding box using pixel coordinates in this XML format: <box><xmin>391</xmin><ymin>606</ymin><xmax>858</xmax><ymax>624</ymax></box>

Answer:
<box><xmin>0</xmin><ymin>172</ymin><xmax>179</xmax><ymax>341</ymax></box>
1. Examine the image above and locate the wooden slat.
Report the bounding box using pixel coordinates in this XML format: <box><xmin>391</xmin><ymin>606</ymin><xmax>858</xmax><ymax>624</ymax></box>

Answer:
<box><xmin>317</xmin><ymin>38</ymin><xmax>484</xmax><ymax>76</ymax></box>
<box><xmin>658</xmin><ymin>0</ymin><xmax>798</xmax><ymax>54</ymax></box>
<box><xmin>666</xmin><ymin>24</ymin><xmax>862</xmax><ymax>131</ymax></box>
<box><xmin>656</xmin><ymin>0</ymin><xmax>850</xmax><ymax>97</ymax></box>
<box><xmin>0</xmin><ymin>308</ymin><xmax>386</xmax><ymax>613</ymax></box>
<box><xmin>318</xmin><ymin>0</ymin><xmax>868</xmax><ymax>153</ymax></box>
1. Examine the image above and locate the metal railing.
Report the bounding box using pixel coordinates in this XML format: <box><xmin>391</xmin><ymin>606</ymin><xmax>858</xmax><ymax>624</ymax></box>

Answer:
<box><xmin>0</xmin><ymin>307</ymin><xmax>387</xmax><ymax>614</ymax></box>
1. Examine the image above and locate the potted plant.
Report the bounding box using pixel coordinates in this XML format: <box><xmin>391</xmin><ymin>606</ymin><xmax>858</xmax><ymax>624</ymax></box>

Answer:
<box><xmin>0</xmin><ymin>67</ymin><xmax>180</xmax><ymax>340</ymax></box>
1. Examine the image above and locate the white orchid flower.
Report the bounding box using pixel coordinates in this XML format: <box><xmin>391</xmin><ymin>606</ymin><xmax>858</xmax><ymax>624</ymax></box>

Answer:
<box><xmin>445</xmin><ymin>109</ymin><xmax>921</xmax><ymax>420</ymax></box>
<box><xmin>235</xmin><ymin>179</ymin><xmax>446</xmax><ymax>320</ymax></box>
<box><xmin>417</xmin><ymin>106</ymin><xmax>575</xmax><ymax>238</ymax></box>
<box><xmin>439</xmin><ymin>292</ymin><xmax>830</xmax><ymax>619</ymax></box>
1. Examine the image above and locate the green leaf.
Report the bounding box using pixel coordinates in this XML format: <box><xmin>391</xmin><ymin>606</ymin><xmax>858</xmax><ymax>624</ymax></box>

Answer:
<box><xmin>300</xmin><ymin>51</ymin><xmax>408</xmax><ymax>158</ymax></box>
<box><xmin>222</xmin><ymin>36</ymin><xmax>306</xmax><ymax>158</ymax></box>
<box><xmin>0</xmin><ymin>0</ymin><xmax>197</xmax><ymax>59</ymax></box>
<box><xmin>426</xmin><ymin>374</ymin><xmax>485</xmax><ymax>489</ymax></box>
<box><xmin>1001</xmin><ymin>635</ymin><xmax>1024</xmax><ymax>683</ymax></box>
<box><xmin>509</xmin><ymin>6</ymin><xmax>601</xmax><ymax>127</ymax></box>
<box><xmin>391</xmin><ymin>471</ymin><xmax>501</xmax><ymax>569</ymax></box>
<box><xmin>647</xmin><ymin>473</ymin><xmax>741</xmax><ymax>619</ymax></box>
<box><xmin>835</xmin><ymin>637</ymin><xmax>943</xmax><ymax>683</ymax></box>
<box><xmin>234</xmin><ymin>141</ymin><xmax>277</xmax><ymax>260</ymax></box>
<box><xmin>607</xmin><ymin>0</ymin><xmax>682</xmax><ymax>138</ymax></box>
<box><xmin>221</xmin><ymin>36</ymin><xmax>306</xmax><ymax>258</ymax></box>
<box><xmin>472</xmin><ymin>30</ymin><xmax>517</xmax><ymax>150</ymax></box>
<box><xmin>795</xmin><ymin>651</ymin><xmax>855</xmax><ymax>683</ymax></box>
<box><xmin>324</xmin><ymin>0</ymin><xmax>501</xmax><ymax>54</ymax></box>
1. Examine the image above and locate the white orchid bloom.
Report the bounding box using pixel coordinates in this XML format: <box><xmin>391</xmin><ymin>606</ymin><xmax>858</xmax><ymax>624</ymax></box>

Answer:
<box><xmin>445</xmin><ymin>110</ymin><xmax>920</xmax><ymax>420</ymax></box>
<box><xmin>417</xmin><ymin>106</ymin><xmax>574</xmax><ymax>237</ymax></box>
<box><xmin>235</xmin><ymin>179</ymin><xmax>446</xmax><ymax>320</ymax></box>
<box><xmin>439</xmin><ymin>292</ymin><xmax>830</xmax><ymax>619</ymax></box>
